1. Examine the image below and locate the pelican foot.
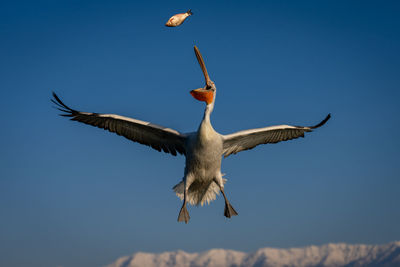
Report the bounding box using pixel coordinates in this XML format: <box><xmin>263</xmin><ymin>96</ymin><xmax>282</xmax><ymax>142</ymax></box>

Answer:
<box><xmin>178</xmin><ymin>205</ymin><xmax>190</xmax><ymax>223</ymax></box>
<box><xmin>224</xmin><ymin>202</ymin><xmax>238</xmax><ymax>218</ymax></box>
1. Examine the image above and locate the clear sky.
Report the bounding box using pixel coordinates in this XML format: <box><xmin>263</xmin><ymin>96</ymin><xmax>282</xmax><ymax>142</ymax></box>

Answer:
<box><xmin>1</xmin><ymin>1</ymin><xmax>399</xmax><ymax>266</ymax></box>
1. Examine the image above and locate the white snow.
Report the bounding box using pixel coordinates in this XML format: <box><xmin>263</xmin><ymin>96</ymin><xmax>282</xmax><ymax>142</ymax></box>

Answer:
<box><xmin>106</xmin><ymin>241</ymin><xmax>400</xmax><ymax>267</ymax></box>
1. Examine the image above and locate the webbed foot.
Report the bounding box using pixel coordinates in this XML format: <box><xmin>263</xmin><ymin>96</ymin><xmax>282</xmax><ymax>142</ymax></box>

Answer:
<box><xmin>178</xmin><ymin>204</ymin><xmax>190</xmax><ymax>223</ymax></box>
<box><xmin>224</xmin><ymin>202</ymin><xmax>238</xmax><ymax>218</ymax></box>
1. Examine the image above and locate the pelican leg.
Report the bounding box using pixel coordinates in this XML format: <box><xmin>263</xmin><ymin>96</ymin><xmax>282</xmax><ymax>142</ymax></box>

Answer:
<box><xmin>221</xmin><ymin>189</ymin><xmax>238</xmax><ymax>218</ymax></box>
<box><xmin>213</xmin><ymin>178</ymin><xmax>238</xmax><ymax>218</ymax></box>
<box><xmin>177</xmin><ymin>179</ymin><xmax>190</xmax><ymax>223</ymax></box>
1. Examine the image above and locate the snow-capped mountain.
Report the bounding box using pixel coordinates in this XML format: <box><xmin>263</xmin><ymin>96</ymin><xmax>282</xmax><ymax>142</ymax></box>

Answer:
<box><xmin>106</xmin><ymin>241</ymin><xmax>400</xmax><ymax>267</ymax></box>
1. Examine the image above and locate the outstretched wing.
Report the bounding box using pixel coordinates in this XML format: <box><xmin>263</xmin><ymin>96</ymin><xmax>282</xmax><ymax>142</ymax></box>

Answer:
<box><xmin>52</xmin><ymin>92</ymin><xmax>186</xmax><ymax>156</ymax></box>
<box><xmin>222</xmin><ymin>114</ymin><xmax>331</xmax><ymax>157</ymax></box>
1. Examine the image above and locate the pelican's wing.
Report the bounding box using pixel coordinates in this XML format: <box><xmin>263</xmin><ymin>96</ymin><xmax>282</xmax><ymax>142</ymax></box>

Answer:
<box><xmin>52</xmin><ymin>92</ymin><xmax>186</xmax><ymax>156</ymax></box>
<box><xmin>222</xmin><ymin>114</ymin><xmax>331</xmax><ymax>157</ymax></box>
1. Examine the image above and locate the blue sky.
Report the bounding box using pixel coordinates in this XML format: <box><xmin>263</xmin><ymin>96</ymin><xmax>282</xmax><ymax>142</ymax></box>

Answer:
<box><xmin>1</xmin><ymin>1</ymin><xmax>399</xmax><ymax>266</ymax></box>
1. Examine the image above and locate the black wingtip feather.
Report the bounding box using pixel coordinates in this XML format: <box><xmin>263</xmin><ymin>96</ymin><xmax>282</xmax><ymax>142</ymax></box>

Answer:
<box><xmin>52</xmin><ymin>92</ymin><xmax>70</xmax><ymax>110</ymax></box>
<box><xmin>51</xmin><ymin>92</ymin><xmax>78</xmax><ymax>116</ymax></box>
<box><xmin>54</xmin><ymin>106</ymin><xmax>71</xmax><ymax>113</ymax></box>
<box><xmin>310</xmin><ymin>113</ymin><xmax>331</xmax><ymax>129</ymax></box>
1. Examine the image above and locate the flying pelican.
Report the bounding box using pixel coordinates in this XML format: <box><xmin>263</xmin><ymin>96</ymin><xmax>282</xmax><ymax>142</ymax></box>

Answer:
<box><xmin>52</xmin><ymin>46</ymin><xmax>330</xmax><ymax>223</ymax></box>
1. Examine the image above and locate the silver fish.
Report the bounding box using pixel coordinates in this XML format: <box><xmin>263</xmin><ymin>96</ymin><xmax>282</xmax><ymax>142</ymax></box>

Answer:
<box><xmin>165</xmin><ymin>9</ymin><xmax>192</xmax><ymax>27</ymax></box>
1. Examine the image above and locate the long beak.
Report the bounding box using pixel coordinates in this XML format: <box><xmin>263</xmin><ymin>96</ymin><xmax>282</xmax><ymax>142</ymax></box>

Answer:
<box><xmin>194</xmin><ymin>46</ymin><xmax>212</xmax><ymax>87</ymax></box>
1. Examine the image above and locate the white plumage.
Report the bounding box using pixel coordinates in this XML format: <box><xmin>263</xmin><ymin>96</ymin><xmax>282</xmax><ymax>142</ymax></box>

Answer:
<box><xmin>52</xmin><ymin>46</ymin><xmax>330</xmax><ymax>223</ymax></box>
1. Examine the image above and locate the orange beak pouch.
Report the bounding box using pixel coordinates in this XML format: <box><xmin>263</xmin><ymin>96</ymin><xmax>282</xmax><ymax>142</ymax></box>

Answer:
<box><xmin>190</xmin><ymin>89</ymin><xmax>214</xmax><ymax>104</ymax></box>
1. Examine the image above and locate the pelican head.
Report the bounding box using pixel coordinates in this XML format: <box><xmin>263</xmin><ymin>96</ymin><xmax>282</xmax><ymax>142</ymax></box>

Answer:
<box><xmin>190</xmin><ymin>46</ymin><xmax>216</xmax><ymax>105</ymax></box>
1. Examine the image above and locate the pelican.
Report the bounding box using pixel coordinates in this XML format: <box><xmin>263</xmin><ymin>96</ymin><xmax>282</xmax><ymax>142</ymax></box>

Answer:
<box><xmin>52</xmin><ymin>46</ymin><xmax>330</xmax><ymax>223</ymax></box>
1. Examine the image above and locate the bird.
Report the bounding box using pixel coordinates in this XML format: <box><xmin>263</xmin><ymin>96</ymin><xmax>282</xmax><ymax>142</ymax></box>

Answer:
<box><xmin>165</xmin><ymin>9</ymin><xmax>193</xmax><ymax>27</ymax></box>
<box><xmin>52</xmin><ymin>46</ymin><xmax>331</xmax><ymax>223</ymax></box>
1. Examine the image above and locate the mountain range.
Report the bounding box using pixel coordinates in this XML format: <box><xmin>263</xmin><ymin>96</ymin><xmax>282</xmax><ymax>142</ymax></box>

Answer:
<box><xmin>107</xmin><ymin>241</ymin><xmax>400</xmax><ymax>267</ymax></box>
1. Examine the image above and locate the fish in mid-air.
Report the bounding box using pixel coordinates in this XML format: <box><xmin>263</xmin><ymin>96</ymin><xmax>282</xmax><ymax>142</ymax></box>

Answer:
<box><xmin>165</xmin><ymin>9</ymin><xmax>192</xmax><ymax>27</ymax></box>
